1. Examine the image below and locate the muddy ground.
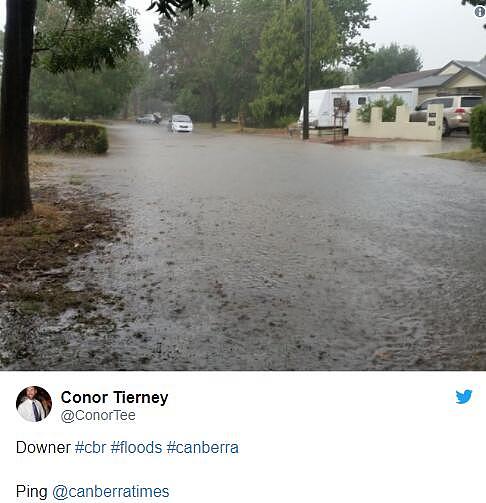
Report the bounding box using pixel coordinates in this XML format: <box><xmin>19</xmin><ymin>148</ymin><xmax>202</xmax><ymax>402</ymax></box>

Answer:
<box><xmin>1</xmin><ymin>125</ymin><xmax>485</xmax><ymax>370</ymax></box>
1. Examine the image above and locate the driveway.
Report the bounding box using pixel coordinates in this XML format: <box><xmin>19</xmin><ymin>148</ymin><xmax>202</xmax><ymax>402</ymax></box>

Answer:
<box><xmin>5</xmin><ymin>123</ymin><xmax>486</xmax><ymax>370</ymax></box>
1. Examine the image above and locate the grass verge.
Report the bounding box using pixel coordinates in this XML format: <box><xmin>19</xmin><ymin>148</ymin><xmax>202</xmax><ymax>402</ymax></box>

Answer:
<box><xmin>429</xmin><ymin>148</ymin><xmax>486</xmax><ymax>164</ymax></box>
<box><xmin>0</xmin><ymin>187</ymin><xmax>118</xmax><ymax>318</ymax></box>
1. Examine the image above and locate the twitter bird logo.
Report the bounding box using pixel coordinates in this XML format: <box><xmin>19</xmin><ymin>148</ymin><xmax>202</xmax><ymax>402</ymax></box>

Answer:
<box><xmin>456</xmin><ymin>390</ymin><xmax>473</xmax><ymax>405</ymax></box>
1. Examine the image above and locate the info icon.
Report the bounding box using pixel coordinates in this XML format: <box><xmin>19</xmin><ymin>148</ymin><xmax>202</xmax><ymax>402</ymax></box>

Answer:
<box><xmin>475</xmin><ymin>5</ymin><xmax>486</xmax><ymax>18</ymax></box>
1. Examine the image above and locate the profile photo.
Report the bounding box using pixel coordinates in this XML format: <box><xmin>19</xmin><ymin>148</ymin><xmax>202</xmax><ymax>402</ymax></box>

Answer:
<box><xmin>16</xmin><ymin>386</ymin><xmax>52</xmax><ymax>422</ymax></box>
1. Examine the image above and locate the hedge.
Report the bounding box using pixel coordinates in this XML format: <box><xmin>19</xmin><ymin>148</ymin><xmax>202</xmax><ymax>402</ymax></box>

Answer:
<box><xmin>29</xmin><ymin>120</ymin><xmax>108</xmax><ymax>154</ymax></box>
<box><xmin>470</xmin><ymin>104</ymin><xmax>486</xmax><ymax>153</ymax></box>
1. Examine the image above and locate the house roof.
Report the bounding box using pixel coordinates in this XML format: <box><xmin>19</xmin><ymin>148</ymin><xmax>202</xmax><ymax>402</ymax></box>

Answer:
<box><xmin>466</xmin><ymin>61</ymin><xmax>486</xmax><ymax>79</ymax></box>
<box><xmin>371</xmin><ymin>69</ymin><xmax>439</xmax><ymax>88</ymax></box>
<box><xmin>405</xmin><ymin>74</ymin><xmax>451</xmax><ymax>89</ymax></box>
<box><xmin>371</xmin><ymin>59</ymin><xmax>486</xmax><ymax>90</ymax></box>
<box><xmin>438</xmin><ymin>60</ymin><xmax>480</xmax><ymax>73</ymax></box>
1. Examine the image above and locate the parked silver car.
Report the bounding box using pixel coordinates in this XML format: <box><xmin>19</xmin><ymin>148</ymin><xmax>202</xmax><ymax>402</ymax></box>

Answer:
<box><xmin>410</xmin><ymin>95</ymin><xmax>484</xmax><ymax>136</ymax></box>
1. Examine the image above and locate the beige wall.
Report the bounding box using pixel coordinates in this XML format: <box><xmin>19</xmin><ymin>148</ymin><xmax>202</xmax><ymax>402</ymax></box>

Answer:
<box><xmin>348</xmin><ymin>104</ymin><xmax>444</xmax><ymax>141</ymax></box>
<box><xmin>448</xmin><ymin>72</ymin><xmax>486</xmax><ymax>88</ymax></box>
<box><xmin>448</xmin><ymin>86</ymin><xmax>486</xmax><ymax>98</ymax></box>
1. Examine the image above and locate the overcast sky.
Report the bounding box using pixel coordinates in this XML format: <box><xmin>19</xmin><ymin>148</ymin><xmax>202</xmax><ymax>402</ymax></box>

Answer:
<box><xmin>0</xmin><ymin>0</ymin><xmax>484</xmax><ymax>69</ymax></box>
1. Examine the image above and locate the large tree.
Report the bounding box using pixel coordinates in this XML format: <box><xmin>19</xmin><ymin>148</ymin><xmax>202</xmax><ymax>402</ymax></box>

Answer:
<box><xmin>354</xmin><ymin>43</ymin><xmax>422</xmax><ymax>85</ymax></box>
<box><xmin>0</xmin><ymin>1</ymin><xmax>38</xmax><ymax>218</ymax></box>
<box><xmin>326</xmin><ymin>0</ymin><xmax>376</xmax><ymax>67</ymax></box>
<box><xmin>250</xmin><ymin>0</ymin><xmax>338</xmax><ymax>126</ymax></box>
<box><xmin>0</xmin><ymin>0</ymin><xmax>207</xmax><ymax>219</ymax></box>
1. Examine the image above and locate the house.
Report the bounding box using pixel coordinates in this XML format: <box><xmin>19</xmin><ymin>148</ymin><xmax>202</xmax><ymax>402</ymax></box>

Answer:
<box><xmin>373</xmin><ymin>58</ymin><xmax>486</xmax><ymax>102</ymax></box>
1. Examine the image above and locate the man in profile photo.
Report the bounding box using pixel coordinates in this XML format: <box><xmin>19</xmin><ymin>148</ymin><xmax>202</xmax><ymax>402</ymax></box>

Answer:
<box><xmin>17</xmin><ymin>386</ymin><xmax>46</xmax><ymax>422</ymax></box>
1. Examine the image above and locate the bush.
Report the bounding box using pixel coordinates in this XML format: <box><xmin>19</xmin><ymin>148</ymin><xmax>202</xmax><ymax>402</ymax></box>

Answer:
<box><xmin>29</xmin><ymin>120</ymin><xmax>108</xmax><ymax>154</ymax></box>
<box><xmin>249</xmin><ymin>95</ymin><xmax>284</xmax><ymax>127</ymax></box>
<box><xmin>470</xmin><ymin>104</ymin><xmax>486</xmax><ymax>153</ymax></box>
<box><xmin>358</xmin><ymin>95</ymin><xmax>405</xmax><ymax>123</ymax></box>
<box><xmin>275</xmin><ymin>115</ymin><xmax>298</xmax><ymax>128</ymax></box>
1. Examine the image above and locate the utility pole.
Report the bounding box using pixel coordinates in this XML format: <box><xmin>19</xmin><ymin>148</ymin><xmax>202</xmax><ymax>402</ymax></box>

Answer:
<box><xmin>302</xmin><ymin>0</ymin><xmax>312</xmax><ymax>140</ymax></box>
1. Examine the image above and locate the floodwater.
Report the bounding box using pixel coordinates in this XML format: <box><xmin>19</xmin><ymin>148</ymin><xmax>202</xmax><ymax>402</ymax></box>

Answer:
<box><xmin>345</xmin><ymin>135</ymin><xmax>470</xmax><ymax>156</ymax></box>
<box><xmin>2</xmin><ymin>123</ymin><xmax>486</xmax><ymax>370</ymax></box>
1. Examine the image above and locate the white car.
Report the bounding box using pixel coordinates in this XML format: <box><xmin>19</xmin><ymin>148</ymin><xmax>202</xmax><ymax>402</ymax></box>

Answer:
<box><xmin>168</xmin><ymin>114</ymin><xmax>193</xmax><ymax>133</ymax></box>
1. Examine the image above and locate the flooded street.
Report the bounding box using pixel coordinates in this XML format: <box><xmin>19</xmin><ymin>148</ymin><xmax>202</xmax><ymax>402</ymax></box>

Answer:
<box><xmin>3</xmin><ymin>123</ymin><xmax>486</xmax><ymax>370</ymax></box>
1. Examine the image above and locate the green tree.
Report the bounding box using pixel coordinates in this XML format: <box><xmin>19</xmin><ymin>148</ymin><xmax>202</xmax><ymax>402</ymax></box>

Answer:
<box><xmin>326</xmin><ymin>0</ymin><xmax>376</xmax><ymax>67</ymax></box>
<box><xmin>214</xmin><ymin>0</ymin><xmax>279</xmax><ymax>122</ymax></box>
<box><xmin>0</xmin><ymin>0</ymin><xmax>207</xmax><ymax>218</ymax></box>
<box><xmin>250</xmin><ymin>0</ymin><xmax>338</xmax><ymax>126</ymax></box>
<box><xmin>354</xmin><ymin>43</ymin><xmax>422</xmax><ymax>85</ymax></box>
<box><xmin>30</xmin><ymin>51</ymin><xmax>146</xmax><ymax>120</ymax></box>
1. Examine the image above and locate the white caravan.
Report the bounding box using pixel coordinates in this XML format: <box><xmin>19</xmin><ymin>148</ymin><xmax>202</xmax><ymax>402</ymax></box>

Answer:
<box><xmin>298</xmin><ymin>85</ymin><xmax>419</xmax><ymax>129</ymax></box>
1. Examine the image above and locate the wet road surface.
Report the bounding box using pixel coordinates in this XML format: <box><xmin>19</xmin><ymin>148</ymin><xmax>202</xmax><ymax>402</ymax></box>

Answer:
<box><xmin>345</xmin><ymin>134</ymin><xmax>470</xmax><ymax>156</ymax></box>
<box><xmin>5</xmin><ymin>123</ymin><xmax>486</xmax><ymax>370</ymax></box>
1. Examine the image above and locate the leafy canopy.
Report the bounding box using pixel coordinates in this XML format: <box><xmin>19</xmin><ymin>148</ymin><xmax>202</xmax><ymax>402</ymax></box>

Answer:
<box><xmin>147</xmin><ymin>0</ymin><xmax>210</xmax><ymax>18</ymax></box>
<box><xmin>250</xmin><ymin>0</ymin><xmax>339</xmax><ymax>126</ymax></box>
<box><xmin>35</xmin><ymin>0</ymin><xmax>139</xmax><ymax>73</ymax></box>
<box><xmin>355</xmin><ymin>43</ymin><xmax>422</xmax><ymax>85</ymax></box>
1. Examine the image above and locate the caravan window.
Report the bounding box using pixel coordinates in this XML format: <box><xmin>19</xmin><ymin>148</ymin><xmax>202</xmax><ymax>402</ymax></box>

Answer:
<box><xmin>333</xmin><ymin>98</ymin><xmax>342</xmax><ymax>108</ymax></box>
<box><xmin>358</xmin><ymin>97</ymin><xmax>367</xmax><ymax>105</ymax></box>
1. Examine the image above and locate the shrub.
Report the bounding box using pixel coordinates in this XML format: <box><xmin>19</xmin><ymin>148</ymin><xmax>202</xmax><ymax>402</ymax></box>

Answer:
<box><xmin>470</xmin><ymin>104</ymin><xmax>486</xmax><ymax>153</ymax></box>
<box><xmin>92</xmin><ymin>127</ymin><xmax>109</xmax><ymax>154</ymax></box>
<box><xmin>29</xmin><ymin>120</ymin><xmax>109</xmax><ymax>154</ymax></box>
<box><xmin>358</xmin><ymin>95</ymin><xmax>405</xmax><ymax>123</ymax></box>
<box><xmin>275</xmin><ymin>115</ymin><xmax>298</xmax><ymax>128</ymax></box>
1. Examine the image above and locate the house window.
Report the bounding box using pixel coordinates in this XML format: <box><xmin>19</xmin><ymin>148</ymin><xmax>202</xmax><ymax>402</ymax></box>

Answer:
<box><xmin>358</xmin><ymin>97</ymin><xmax>367</xmax><ymax>105</ymax></box>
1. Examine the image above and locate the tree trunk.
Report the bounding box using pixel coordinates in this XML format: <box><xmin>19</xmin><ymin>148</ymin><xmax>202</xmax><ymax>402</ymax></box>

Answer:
<box><xmin>238</xmin><ymin>107</ymin><xmax>246</xmax><ymax>132</ymax></box>
<box><xmin>210</xmin><ymin>100</ymin><xmax>217</xmax><ymax>129</ymax></box>
<box><xmin>0</xmin><ymin>0</ymin><xmax>37</xmax><ymax>218</ymax></box>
